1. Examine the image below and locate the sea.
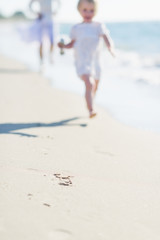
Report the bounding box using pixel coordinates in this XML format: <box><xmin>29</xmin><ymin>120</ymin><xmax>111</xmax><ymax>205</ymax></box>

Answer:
<box><xmin>0</xmin><ymin>20</ymin><xmax>160</xmax><ymax>133</ymax></box>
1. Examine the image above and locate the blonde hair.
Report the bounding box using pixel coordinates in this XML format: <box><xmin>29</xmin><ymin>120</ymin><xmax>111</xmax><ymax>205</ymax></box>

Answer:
<box><xmin>77</xmin><ymin>0</ymin><xmax>98</xmax><ymax>12</ymax></box>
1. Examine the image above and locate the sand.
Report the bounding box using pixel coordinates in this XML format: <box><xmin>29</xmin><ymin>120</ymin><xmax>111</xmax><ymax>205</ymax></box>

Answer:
<box><xmin>0</xmin><ymin>54</ymin><xmax>160</xmax><ymax>240</ymax></box>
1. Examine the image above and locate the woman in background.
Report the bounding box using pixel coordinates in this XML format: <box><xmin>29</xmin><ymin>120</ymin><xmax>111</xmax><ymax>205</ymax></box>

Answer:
<box><xmin>29</xmin><ymin>0</ymin><xmax>60</xmax><ymax>64</ymax></box>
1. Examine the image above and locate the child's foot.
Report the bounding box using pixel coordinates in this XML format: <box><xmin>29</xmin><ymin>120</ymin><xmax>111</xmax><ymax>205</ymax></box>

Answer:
<box><xmin>89</xmin><ymin>110</ymin><xmax>97</xmax><ymax>118</ymax></box>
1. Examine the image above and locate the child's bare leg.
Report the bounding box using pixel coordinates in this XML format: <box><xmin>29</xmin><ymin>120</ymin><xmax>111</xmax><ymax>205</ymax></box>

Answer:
<box><xmin>81</xmin><ymin>74</ymin><xmax>93</xmax><ymax>111</ymax></box>
<box><xmin>81</xmin><ymin>74</ymin><xmax>97</xmax><ymax>118</ymax></box>
<box><xmin>93</xmin><ymin>79</ymin><xmax>100</xmax><ymax>96</ymax></box>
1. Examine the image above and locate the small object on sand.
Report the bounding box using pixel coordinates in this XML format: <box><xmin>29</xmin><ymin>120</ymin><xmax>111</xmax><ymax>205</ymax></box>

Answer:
<box><xmin>54</xmin><ymin>173</ymin><xmax>61</xmax><ymax>178</ymax></box>
<box><xmin>27</xmin><ymin>193</ymin><xmax>33</xmax><ymax>200</ymax></box>
<box><xmin>61</xmin><ymin>176</ymin><xmax>70</xmax><ymax>179</ymax></box>
<box><xmin>43</xmin><ymin>203</ymin><xmax>51</xmax><ymax>207</ymax></box>
<box><xmin>53</xmin><ymin>173</ymin><xmax>74</xmax><ymax>186</ymax></box>
<box><xmin>27</xmin><ymin>193</ymin><xmax>33</xmax><ymax>196</ymax></box>
<box><xmin>60</xmin><ymin>176</ymin><xmax>73</xmax><ymax>186</ymax></box>
<box><xmin>59</xmin><ymin>182</ymin><xmax>71</xmax><ymax>186</ymax></box>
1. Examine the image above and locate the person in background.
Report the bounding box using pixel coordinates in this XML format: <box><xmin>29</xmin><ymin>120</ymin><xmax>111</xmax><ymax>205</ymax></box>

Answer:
<box><xmin>58</xmin><ymin>0</ymin><xmax>115</xmax><ymax>118</ymax></box>
<box><xmin>29</xmin><ymin>0</ymin><xmax>60</xmax><ymax>64</ymax></box>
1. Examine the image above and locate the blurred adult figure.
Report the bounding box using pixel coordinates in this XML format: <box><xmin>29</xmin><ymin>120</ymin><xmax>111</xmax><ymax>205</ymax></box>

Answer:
<box><xmin>29</xmin><ymin>0</ymin><xmax>60</xmax><ymax>64</ymax></box>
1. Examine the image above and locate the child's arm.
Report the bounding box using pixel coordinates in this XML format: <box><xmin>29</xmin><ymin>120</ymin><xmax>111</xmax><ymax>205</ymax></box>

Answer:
<box><xmin>102</xmin><ymin>34</ymin><xmax>116</xmax><ymax>57</ymax></box>
<box><xmin>58</xmin><ymin>39</ymin><xmax>75</xmax><ymax>49</ymax></box>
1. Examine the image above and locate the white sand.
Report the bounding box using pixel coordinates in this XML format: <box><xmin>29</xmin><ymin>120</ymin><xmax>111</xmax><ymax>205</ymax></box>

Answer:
<box><xmin>0</xmin><ymin>55</ymin><xmax>160</xmax><ymax>240</ymax></box>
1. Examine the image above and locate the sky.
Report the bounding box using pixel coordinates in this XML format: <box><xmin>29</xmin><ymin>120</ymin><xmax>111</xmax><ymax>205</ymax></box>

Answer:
<box><xmin>0</xmin><ymin>0</ymin><xmax>160</xmax><ymax>22</ymax></box>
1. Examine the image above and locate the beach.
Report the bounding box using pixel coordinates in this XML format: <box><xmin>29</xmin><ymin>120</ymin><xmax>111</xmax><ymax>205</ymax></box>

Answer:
<box><xmin>1</xmin><ymin>54</ymin><xmax>160</xmax><ymax>239</ymax></box>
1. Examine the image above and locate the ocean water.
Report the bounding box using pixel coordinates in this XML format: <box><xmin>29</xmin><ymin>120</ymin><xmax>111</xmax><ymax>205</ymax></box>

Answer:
<box><xmin>0</xmin><ymin>20</ymin><xmax>160</xmax><ymax>133</ymax></box>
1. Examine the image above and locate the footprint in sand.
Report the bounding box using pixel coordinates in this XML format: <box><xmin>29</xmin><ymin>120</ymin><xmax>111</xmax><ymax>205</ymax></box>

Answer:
<box><xmin>27</xmin><ymin>193</ymin><xmax>33</xmax><ymax>200</ymax></box>
<box><xmin>43</xmin><ymin>203</ymin><xmax>51</xmax><ymax>207</ymax></box>
<box><xmin>54</xmin><ymin>174</ymin><xmax>73</xmax><ymax>186</ymax></box>
<box><xmin>48</xmin><ymin>229</ymin><xmax>72</xmax><ymax>240</ymax></box>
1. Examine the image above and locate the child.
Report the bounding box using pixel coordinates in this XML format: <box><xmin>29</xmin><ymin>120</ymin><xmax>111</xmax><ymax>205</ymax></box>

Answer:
<box><xmin>58</xmin><ymin>0</ymin><xmax>115</xmax><ymax>118</ymax></box>
<box><xmin>29</xmin><ymin>0</ymin><xmax>60</xmax><ymax>64</ymax></box>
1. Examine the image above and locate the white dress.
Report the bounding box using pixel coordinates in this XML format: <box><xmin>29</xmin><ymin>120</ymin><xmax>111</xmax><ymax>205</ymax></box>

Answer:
<box><xmin>70</xmin><ymin>22</ymin><xmax>109</xmax><ymax>79</ymax></box>
<box><xmin>27</xmin><ymin>0</ymin><xmax>59</xmax><ymax>43</ymax></box>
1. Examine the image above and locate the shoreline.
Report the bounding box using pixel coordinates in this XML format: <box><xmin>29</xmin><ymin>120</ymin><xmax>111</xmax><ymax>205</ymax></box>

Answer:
<box><xmin>1</xmin><ymin>20</ymin><xmax>160</xmax><ymax>134</ymax></box>
<box><xmin>1</xmin><ymin>54</ymin><xmax>160</xmax><ymax>239</ymax></box>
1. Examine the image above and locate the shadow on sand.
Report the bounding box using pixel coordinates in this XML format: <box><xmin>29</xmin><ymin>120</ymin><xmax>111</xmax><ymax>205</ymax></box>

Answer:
<box><xmin>0</xmin><ymin>117</ymin><xmax>87</xmax><ymax>138</ymax></box>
